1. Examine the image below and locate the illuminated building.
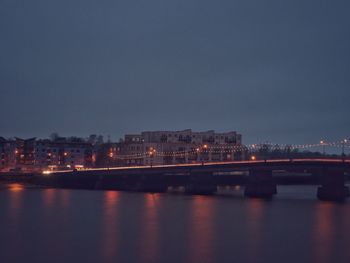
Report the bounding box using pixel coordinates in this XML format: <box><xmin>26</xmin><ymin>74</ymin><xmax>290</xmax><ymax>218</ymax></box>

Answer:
<box><xmin>119</xmin><ymin>129</ymin><xmax>243</xmax><ymax>166</ymax></box>
<box><xmin>0</xmin><ymin>137</ymin><xmax>16</xmax><ymax>172</ymax></box>
<box><xmin>34</xmin><ymin>138</ymin><xmax>93</xmax><ymax>170</ymax></box>
<box><xmin>15</xmin><ymin>137</ymin><xmax>37</xmax><ymax>171</ymax></box>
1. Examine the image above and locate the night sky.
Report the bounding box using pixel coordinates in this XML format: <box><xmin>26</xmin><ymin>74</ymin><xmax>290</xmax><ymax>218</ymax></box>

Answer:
<box><xmin>1</xmin><ymin>0</ymin><xmax>349</xmax><ymax>144</ymax></box>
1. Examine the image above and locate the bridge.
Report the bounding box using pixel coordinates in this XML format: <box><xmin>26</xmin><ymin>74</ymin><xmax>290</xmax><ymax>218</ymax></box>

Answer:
<box><xmin>36</xmin><ymin>158</ymin><xmax>350</xmax><ymax>202</ymax></box>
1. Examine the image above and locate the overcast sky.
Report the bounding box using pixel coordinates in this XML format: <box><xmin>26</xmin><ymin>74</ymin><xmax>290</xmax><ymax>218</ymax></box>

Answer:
<box><xmin>0</xmin><ymin>0</ymin><xmax>349</xmax><ymax>144</ymax></box>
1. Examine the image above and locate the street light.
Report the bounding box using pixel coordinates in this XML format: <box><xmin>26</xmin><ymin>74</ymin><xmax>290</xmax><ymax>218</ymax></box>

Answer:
<box><xmin>149</xmin><ymin>147</ymin><xmax>156</xmax><ymax>167</ymax></box>
<box><xmin>195</xmin><ymin>147</ymin><xmax>200</xmax><ymax>164</ymax></box>
<box><xmin>342</xmin><ymin>139</ymin><xmax>348</xmax><ymax>160</ymax></box>
<box><xmin>320</xmin><ymin>140</ymin><xmax>326</xmax><ymax>156</ymax></box>
<box><xmin>250</xmin><ymin>144</ymin><xmax>257</xmax><ymax>161</ymax></box>
<box><xmin>201</xmin><ymin>144</ymin><xmax>209</xmax><ymax>165</ymax></box>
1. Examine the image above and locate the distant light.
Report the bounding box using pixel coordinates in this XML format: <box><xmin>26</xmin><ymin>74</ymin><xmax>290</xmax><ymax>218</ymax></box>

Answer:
<box><xmin>9</xmin><ymin>183</ymin><xmax>24</xmax><ymax>192</ymax></box>
<box><xmin>42</xmin><ymin>170</ymin><xmax>51</xmax><ymax>175</ymax></box>
<box><xmin>250</xmin><ymin>155</ymin><xmax>256</xmax><ymax>161</ymax></box>
<box><xmin>320</xmin><ymin>140</ymin><xmax>324</xmax><ymax>144</ymax></box>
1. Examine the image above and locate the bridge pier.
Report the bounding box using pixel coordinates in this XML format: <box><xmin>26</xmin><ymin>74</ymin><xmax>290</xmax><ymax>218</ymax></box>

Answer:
<box><xmin>185</xmin><ymin>171</ymin><xmax>217</xmax><ymax>195</ymax></box>
<box><xmin>244</xmin><ymin>169</ymin><xmax>277</xmax><ymax>198</ymax></box>
<box><xmin>317</xmin><ymin>170</ymin><xmax>349</xmax><ymax>202</ymax></box>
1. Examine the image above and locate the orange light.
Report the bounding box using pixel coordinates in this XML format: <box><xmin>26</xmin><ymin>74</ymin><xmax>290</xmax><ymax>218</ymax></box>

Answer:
<box><xmin>64</xmin><ymin>152</ymin><xmax>68</xmax><ymax>156</ymax></box>
<box><xmin>9</xmin><ymin>183</ymin><xmax>24</xmax><ymax>192</ymax></box>
<box><xmin>251</xmin><ymin>155</ymin><xmax>256</xmax><ymax>161</ymax></box>
<box><xmin>203</xmin><ymin>144</ymin><xmax>208</xmax><ymax>149</ymax></box>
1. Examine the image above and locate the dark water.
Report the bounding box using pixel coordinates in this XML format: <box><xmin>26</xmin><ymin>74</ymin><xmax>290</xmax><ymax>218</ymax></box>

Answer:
<box><xmin>1</xmin><ymin>183</ymin><xmax>350</xmax><ymax>263</ymax></box>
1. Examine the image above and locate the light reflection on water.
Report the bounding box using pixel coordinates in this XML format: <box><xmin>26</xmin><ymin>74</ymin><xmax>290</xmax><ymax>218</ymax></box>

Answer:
<box><xmin>188</xmin><ymin>196</ymin><xmax>215</xmax><ymax>263</ymax></box>
<box><xmin>313</xmin><ymin>202</ymin><xmax>334</xmax><ymax>263</ymax></box>
<box><xmin>43</xmin><ymin>188</ymin><xmax>55</xmax><ymax>207</ymax></box>
<box><xmin>101</xmin><ymin>191</ymin><xmax>120</xmax><ymax>262</ymax></box>
<box><xmin>246</xmin><ymin>199</ymin><xmax>266</xmax><ymax>262</ymax></box>
<box><xmin>140</xmin><ymin>194</ymin><xmax>160</xmax><ymax>263</ymax></box>
<box><xmin>0</xmin><ymin>183</ymin><xmax>350</xmax><ymax>263</ymax></box>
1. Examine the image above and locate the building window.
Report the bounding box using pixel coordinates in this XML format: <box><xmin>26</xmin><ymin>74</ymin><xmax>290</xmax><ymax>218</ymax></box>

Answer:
<box><xmin>161</xmin><ymin>135</ymin><xmax>167</xmax><ymax>143</ymax></box>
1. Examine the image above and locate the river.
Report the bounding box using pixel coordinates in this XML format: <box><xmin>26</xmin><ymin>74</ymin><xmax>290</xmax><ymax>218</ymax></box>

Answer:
<box><xmin>0</xmin><ymin>183</ymin><xmax>350</xmax><ymax>263</ymax></box>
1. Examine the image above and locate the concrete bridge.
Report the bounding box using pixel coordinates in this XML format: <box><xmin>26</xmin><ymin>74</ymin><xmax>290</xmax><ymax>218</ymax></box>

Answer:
<box><xmin>36</xmin><ymin>158</ymin><xmax>350</xmax><ymax>202</ymax></box>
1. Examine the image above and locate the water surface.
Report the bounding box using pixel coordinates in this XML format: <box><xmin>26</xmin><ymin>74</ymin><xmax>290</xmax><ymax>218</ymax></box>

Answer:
<box><xmin>1</xmin><ymin>183</ymin><xmax>350</xmax><ymax>263</ymax></box>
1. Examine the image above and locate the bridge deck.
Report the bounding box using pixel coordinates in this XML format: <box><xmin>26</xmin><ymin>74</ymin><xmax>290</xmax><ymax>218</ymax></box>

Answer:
<box><xmin>49</xmin><ymin>158</ymin><xmax>350</xmax><ymax>175</ymax></box>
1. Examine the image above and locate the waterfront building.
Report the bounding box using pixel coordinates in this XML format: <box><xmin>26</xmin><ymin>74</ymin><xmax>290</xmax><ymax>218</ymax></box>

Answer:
<box><xmin>0</xmin><ymin>137</ymin><xmax>16</xmax><ymax>172</ymax></box>
<box><xmin>0</xmin><ymin>130</ymin><xmax>244</xmax><ymax>171</ymax></box>
<box><xmin>34</xmin><ymin>138</ymin><xmax>93</xmax><ymax>171</ymax></box>
<box><xmin>119</xmin><ymin>129</ymin><xmax>243</xmax><ymax>166</ymax></box>
<box><xmin>14</xmin><ymin>137</ymin><xmax>37</xmax><ymax>171</ymax></box>
<box><xmin>93</xmin><ymin>142</ymin><xmax>124</xmax><ymax>167</ymax></box>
